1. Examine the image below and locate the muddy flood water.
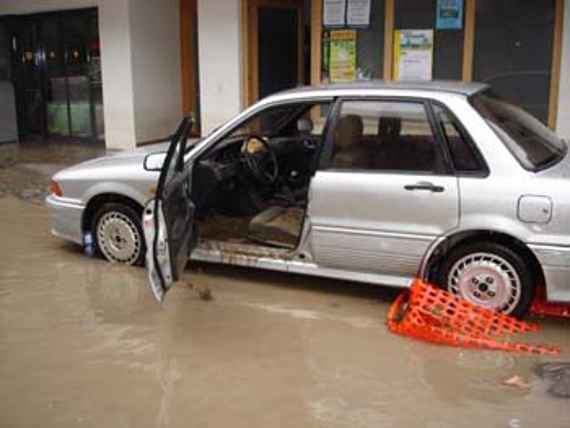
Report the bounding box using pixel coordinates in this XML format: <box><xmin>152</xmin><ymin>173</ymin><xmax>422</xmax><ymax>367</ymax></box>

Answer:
<box><xmin>1</xmin><ymin>143</ymin><xmax>570</xmax><ymax>427</ymax></box>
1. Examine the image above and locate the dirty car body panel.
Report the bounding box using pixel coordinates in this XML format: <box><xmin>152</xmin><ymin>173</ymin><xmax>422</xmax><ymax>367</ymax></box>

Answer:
<box><xmin>46</xmin><ymin>143</ymin><xmax>166</xmax><ymax>244</ymax></box>
<box><xmin>48</xmin><ymin>81</ymin><xmax>570</xmax><ymax>310</ymax></box>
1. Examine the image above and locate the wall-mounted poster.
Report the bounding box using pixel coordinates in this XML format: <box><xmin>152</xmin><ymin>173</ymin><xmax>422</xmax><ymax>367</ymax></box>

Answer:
<box><xmin>323</xmin><ymin>0</ymin><xmax>346</xmax><ymax>28</ymax></box>
<box><xmin>347</xmin><ymin>0</ymin><xmax>371</xmax><ymax>27</ymax></box>
<box><xmin>329</xmin><ymin>30</ymin><xmax>356</xmax><ymax>82</ymax></box>
<box><xmin>436</xmin><ymin>0</ymin><xmax>463</xmax><ymax>30</ymax></box>
<box><xmin>393</xmin><ymin>30</ymin><xmax>434</xmax><ymax>81</ymax></box>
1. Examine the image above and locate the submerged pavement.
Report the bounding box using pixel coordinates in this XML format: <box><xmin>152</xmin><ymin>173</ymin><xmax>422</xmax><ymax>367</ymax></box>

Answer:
<box><xmin>0</xmin><ymin>143</ymin><xmax>569</xmax><ymax>427</ymax></box>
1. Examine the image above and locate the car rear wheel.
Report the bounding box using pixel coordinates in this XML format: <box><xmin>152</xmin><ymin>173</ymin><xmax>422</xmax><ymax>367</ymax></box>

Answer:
<box><xmin>441</xmin><ymin>242</ymin><xmax>534</xmax><ymax>317</ymax></box>
<box><xmin>93</xmin><ymin>203</ymin><xmax>145</xmax><ymax>266</ymax></box>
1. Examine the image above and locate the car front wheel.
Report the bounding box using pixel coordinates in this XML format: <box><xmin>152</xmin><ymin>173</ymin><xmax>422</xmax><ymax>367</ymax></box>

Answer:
<box><xmin>441</xmin><ymin>242</ymin><xmax>534</xmax><ymax>317</ymax></box>
<box><xmin>93</xmin><ymin>203</ymin><xmax>145</xmax><ymax>266</ymax></box>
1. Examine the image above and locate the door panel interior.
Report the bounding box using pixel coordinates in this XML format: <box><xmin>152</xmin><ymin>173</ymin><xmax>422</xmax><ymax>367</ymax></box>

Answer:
<box><xmin>147</xmin><ymin>118</ymin><xmax>195</xmax><ymax>302</ymax></box>
<box><xmin>162</xmin><ymin>172</ymin><xmax>195</xmax><ymax>281</ymax></box>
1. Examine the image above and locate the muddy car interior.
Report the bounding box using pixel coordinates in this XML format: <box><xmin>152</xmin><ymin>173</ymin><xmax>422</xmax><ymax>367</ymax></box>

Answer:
<box><xmin>190</xmin><ymin>102</ymin><xmax>330</xmax><ymax>250</ymax></box>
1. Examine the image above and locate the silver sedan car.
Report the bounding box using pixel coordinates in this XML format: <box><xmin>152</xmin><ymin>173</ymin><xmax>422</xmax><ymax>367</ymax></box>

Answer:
<box><xmin>48</xmin><ymin>81</ymin><xmax>570</xmax><ymax>317</ymax></box>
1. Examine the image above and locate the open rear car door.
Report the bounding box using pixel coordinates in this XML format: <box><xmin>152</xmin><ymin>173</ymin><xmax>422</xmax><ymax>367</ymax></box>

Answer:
<box><xmin>143</xmin><ymin>118</ymin><xmax>195</xmax><ymax>302</ymax></box>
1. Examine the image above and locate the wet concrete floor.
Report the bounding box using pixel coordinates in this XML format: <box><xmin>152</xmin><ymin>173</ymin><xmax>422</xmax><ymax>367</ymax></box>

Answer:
<box><xmin>0</xmin><ymin>140</ymin><xmax>107</xmax><ymax>204</ymax></box>
<box><xmin>1</xmin><ymin>143</ymin><xmax>570</xmax><ymax>427</ymax></box>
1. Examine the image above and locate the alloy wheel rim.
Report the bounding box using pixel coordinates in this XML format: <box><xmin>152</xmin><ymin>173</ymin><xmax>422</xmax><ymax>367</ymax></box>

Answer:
<box><xmin>447</xmin><ymin>252</ymin><xmax>521</xmax><ymax>314</ymax></box>
<box><xmin>96</xmin><ymin>211</ymin><xmax>141</xmax><ymax>264</ymax></box>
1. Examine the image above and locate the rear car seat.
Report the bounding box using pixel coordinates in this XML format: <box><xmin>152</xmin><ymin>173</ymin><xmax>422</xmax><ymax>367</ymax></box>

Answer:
<box><xmin>331</xmin><ymin>114</ymin><xmax>371</xmax><ymax>169</ymax></box>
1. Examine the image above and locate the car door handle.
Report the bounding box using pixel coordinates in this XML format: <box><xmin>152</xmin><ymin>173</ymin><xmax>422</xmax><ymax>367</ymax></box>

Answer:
<box><xmin>404</xmin><ymin>182</ymin><xmax>445</xmax><ymax>193</ymax></box>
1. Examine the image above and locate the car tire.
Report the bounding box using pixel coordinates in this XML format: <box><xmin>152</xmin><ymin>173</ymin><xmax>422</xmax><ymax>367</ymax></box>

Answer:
<box><xmin>93</xmin><ymin>203</ymin><xmax>146</xmax><ymax>266</ymax></box>
<box><xmin>441</xmin><ymin>242</ymin><xmax>535</xmax><ymax>318</ymax></box>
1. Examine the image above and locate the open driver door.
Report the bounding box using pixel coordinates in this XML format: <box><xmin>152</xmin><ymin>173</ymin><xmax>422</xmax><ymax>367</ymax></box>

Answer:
<box><xmin>143</xmin><ymin>118</ymin><xmax>195</xmax><ymax>302</ymax></box>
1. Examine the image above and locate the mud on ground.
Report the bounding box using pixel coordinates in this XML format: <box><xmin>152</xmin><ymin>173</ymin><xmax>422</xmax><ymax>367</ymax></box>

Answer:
<box><xmin>0</xmin><ymin>142</ymin><xmax>569</xmax><ymax>428</ymax></box>
<box><xmin>0</xmin><ymin>140</ymin><xmax>106</xmax><ymax>204</ymax></box>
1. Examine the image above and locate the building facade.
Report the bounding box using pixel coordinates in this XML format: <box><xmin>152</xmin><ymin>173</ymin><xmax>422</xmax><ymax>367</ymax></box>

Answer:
<box><xmin>1</xmin><ymin>0</ymin><xmax>569</xmax><ymax>150</ymax></box>
<box><xmin>0</xmin><ymin>0</ymin><xmax>188</xmax><ymax>150</ymax></box>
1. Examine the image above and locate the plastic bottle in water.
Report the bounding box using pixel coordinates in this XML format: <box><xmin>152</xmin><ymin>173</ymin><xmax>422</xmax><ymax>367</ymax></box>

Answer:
<box><xmin>83</xmin><ymin>232</ymin><xmax>95</xmax><ymax>257</ymax></box>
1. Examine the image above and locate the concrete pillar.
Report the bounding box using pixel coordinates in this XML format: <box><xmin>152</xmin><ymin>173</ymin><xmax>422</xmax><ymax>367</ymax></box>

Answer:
<box><xmin>557</xmin><ymin>0</ymin><xmax>570</xmax><ymax>139</ymax></box>
<box><xmin>129</xmin><ymin>0</ymin><xmax>182</xmax><ymax>143</ymax></box>
<box><xmin>100</xmin><ymin>0</ymin><xmax>181</xmax><ymax>150</ymax></box>
<box><xmin>98</xmin><ymin>0</ymin><xmax>137</xmax><ymax>150</ymax></box>
<box><xmin>197</xmin><ymin>0</ymin><xmax>242</xmax><ymax>135</ymax></box>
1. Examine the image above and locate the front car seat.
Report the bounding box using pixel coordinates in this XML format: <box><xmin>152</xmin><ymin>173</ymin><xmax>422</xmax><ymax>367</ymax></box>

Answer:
<box><xmin>247</xmin><ymin>206</ymin><xmax>305</xmax><ymax>248</ymax></box>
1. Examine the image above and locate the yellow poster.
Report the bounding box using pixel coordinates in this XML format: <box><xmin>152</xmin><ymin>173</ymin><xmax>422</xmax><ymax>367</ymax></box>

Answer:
<box><xmin>329</xmin><ymin>30</ymin><xmax>357</xmax><ymax>83</ymax></box>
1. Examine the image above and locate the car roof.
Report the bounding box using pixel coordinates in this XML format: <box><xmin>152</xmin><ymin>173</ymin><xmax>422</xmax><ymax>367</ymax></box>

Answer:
<box><xmin>276</xmin><ymin>80</ymin><xmax>489</xmax><ymax>98</ymax></box>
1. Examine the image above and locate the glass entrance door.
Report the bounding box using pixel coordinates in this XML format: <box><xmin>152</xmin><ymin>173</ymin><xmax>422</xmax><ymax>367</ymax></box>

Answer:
<box><xmin>43</xmin><ymin>15</ymin><xmax>70</xmax><ymax>138</ymax></box>
<box><xmin>63</xmin><ymin>10</ymin><xmax>99</xmax><ymax>139</ymax></box>
<box><xmin>7</xmin><ymin>8</ymin><xmax>103</xmax><ymax>142</ymax></box>
<box><xmin>10</xmin><ymin>18</ymin><xmax>45</xmax><ymax>139</ymax></box>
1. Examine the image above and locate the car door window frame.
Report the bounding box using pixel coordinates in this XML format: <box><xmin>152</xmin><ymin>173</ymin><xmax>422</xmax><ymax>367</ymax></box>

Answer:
<box><xmin>157</xmin><ymin>117</ymin><xmax>192</xmax><ymax>194</ymax></box>
<box><xmin>306</xmin><ymin>100</ymin><xmax>337</xmax><ymax>176</ymax></box>
<box><xmin>183</xmin><ymin>97</ymin><xmax>336</xmax><ymax>165</ymax></box>
<box><xmin>428</xmin><ymin>100</ymin><xmax>490</xmax><ymax>178</ymax></box>
<box><xmin>205</xmin><ymin>97</ymin><xmax>334</xmax><ymax>146</ymax></box>
<box><xmin>318</xmin><ymin>96</ymin><xmax>454</xmax><ymax>176</ymax></box>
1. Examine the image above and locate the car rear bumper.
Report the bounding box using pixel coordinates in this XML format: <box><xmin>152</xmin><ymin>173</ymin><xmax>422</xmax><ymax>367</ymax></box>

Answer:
<box><xmin>46</xmin><ymin>194</ymin><xmax>85</xmax><ymax>245</ymax></box>
<box><xmin>529</xmin><ymin>244</ymin><xmax>570</xmax><ymax>303</ymax></box>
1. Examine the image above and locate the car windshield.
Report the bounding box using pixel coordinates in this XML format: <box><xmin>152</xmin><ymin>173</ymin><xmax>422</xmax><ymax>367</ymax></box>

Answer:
<box><xmin>470</xmin><ymin>90</ymin><xmax>567</xmax><ymax>171</ymax></box>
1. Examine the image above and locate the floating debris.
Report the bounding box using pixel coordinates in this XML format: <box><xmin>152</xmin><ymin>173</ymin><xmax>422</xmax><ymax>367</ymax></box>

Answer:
<box><xmin>184</xmin><ymin>281</ymin><xmax>213</xmax><ymax>301</ymax></box>
<box><xmin>534</xmin><ymin>362</ymin><xmax>570</xmax><ymax>398</ymax></box>
<box><xmin>197</xmin><ymin>286</ymin><xmax>213</xmax><ymax>301</ymax></box>
<box><xmin>502</xmin><ymin>375</ymin><xmax>531</xmax><ymax>390</ymax></box>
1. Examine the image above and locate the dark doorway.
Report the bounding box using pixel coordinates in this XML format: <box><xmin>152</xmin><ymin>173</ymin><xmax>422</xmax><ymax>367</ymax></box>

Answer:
<box><xmin>258</xmin><ymin>7</ymin><xmax>299</xmax><ymax>99</ymax></box>
<box><xmin>244</xmin><ymin>0</ymin><xmax>305</xmax><ymax>106</ymax></box>
<box><xmin>4</xmin><ymin>8</ymin><xmax>103</xmax><ymax>142</ymax></box>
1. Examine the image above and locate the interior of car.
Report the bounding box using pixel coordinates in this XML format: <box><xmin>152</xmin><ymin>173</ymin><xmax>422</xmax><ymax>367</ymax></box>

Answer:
<box><xmin>329</xmin><ymin>106</ymin><xmax>443</xmax><ymax>173</ymax></box>
<box><xmin>190</xmin><ymin>102</ymin><xmax>328</xmax><ymax>250</ymax></box>
<box><xmin>187</xmin><ymin>98</ymin><xmax>473</xmax><ymax>252</ymax></box>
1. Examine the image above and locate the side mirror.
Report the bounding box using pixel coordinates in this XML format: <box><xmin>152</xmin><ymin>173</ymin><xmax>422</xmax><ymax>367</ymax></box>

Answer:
<box><xmin>143</xmin><ymin>152</ymin><xmax>167</xmax><ymax>171</ymax></box>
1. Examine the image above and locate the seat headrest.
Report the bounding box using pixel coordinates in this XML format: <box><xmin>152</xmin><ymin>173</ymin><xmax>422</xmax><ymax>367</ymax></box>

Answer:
<box><xmin>334</xmin><ymin>114</ymin><xmax>363</xmax><ymax>149</ymax></box>
<box><xmin>378</xmin><ymin>116</ymin><xmax>402</xmax><ymax>142</ymax></box>
<box><xmin>297</xmin><ymin>118</ymin><xmax>313</xmax><ymax>133</ymax></box>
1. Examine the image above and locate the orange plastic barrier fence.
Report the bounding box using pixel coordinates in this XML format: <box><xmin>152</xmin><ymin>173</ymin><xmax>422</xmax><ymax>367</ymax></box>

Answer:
<box><xmin>530</xmin><ymin>287</ymin><xmax>570</xmax><ymax>319</ymax></box>
<box><xmin>387</xmin><ymin>280</ymin><xmax>560</xmax><ymax>356</ymax></box>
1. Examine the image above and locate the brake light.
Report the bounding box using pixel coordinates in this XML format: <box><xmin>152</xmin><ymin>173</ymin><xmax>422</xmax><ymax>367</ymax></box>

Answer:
<box><xmin>50</xmin><ymin>180</ymin><xmax>63</xmax><ymax>197</ymax></box>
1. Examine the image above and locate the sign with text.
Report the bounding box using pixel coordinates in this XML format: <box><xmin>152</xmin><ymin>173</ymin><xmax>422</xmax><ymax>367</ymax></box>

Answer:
<box><xmin>436</xmin><ymin>0</ymin><xmax>464</xmax><ymax>30</ymax></box>
<box><xmin>393</xmin><ymin>30</ymin><xmax>434</xmax><ymax>81</ymax></box>
<box><xmin>323</xmin><ymin>0</ymin><xmax>346</xmax><ymax>27</ymax></box>
<box><xmin>347</xmin><ymin>0</ymin><xmax>371</xmax><ymax>27</ymax></box>
<box><xmin>330</xmin><ymin>30</ymin><xmax>357</xmax><ymax>82</ymax></box>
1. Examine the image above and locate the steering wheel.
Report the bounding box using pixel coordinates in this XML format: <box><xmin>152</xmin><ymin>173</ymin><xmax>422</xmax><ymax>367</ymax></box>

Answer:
<box><xmin>241</xmin><ymin>135</ymin><xmax>279</xmax><ymax>184</ymax></box>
